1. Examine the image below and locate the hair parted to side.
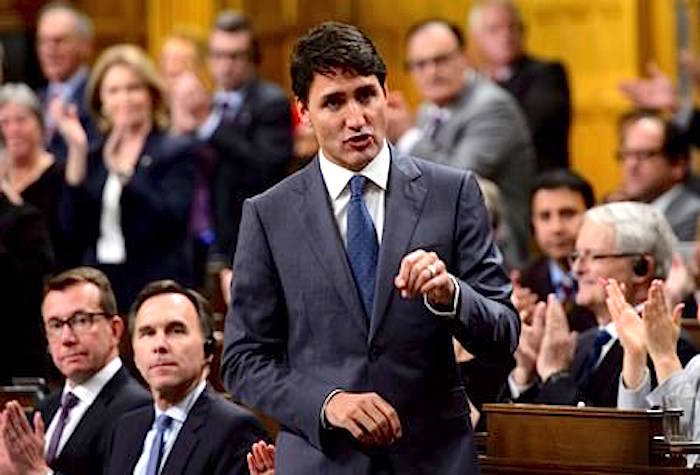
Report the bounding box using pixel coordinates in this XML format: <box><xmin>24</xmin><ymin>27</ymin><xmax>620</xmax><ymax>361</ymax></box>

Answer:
<box><xmin>584</xmin><ymin>201</ymin><xmax>677</xmax><ymax>279</ymax></box>
<box><xmin>290</xmin><ymin>21</ymin><xmax>387</xmax><ymax>105</ymax></box>
<box><xmin>0</xmin><ymin>82</ymin><xmax>44</xmax><ymax>131</ymax></box>
<box><xmin>38</xmin><ymin>1</ymin><xmax>94</xmax><ymax>41</ymax></box>
<box><xmin>128</xmin><ymin>280</ymin><xmax>214</xmax><ymax>341</ymax></box>
<box><xmin>530</xmin><ymin>169</ymin><xmax>596</xmax><ymax>210</ymax></box>
<box><xmin>44</xmin><ymin>267</ymin><xmax>118</xmax><ymax>315</ymax></box>
<box><xmin>86</xmin><ymin>44</ymin><xmax>168</xmax><ymax>132</ymax></box>
<box><xmin>212</xmin><ymin>10</ymin><xmax>261</xmax><ymax>64</ymax></box>
<box><xmin>405</xmin><ymin>18</ymin><xmax>466</xmax><ymax>50</ymax></box>
<box><xmin>618</xmin><ymin>109</ymin><xmax>690</xmax><ymax>163</ymax></box>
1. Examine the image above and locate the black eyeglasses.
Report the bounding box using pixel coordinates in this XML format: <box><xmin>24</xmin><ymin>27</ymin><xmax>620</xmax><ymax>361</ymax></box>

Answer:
<box><xmin>44</xmin><ymin>311</ymin><xmax>109</xmax><ymax>338</ymax></box>
<box><xmin>616</xmin><ymin>149</ymin><xmax>663</xmax><ymax>162</ymax></box>
<box><xmin>567</xmin><ymin>251</ymin><xmax>642</xmax><ymax>267</ymax></box>
<box><xmin>208</xmin><ymin>48</ymin><xmax>250</xmax><ymax>62</ymax></box>
<box><xmin>405</xmin><ymin>49</ymin><xmax>461</xmax><ymax>72</ymax></box>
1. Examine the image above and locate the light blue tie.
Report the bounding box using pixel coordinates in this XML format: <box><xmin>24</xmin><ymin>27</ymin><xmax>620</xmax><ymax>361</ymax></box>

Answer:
<box><xmin>145</xmin><ymin>414</ymin><xmax>172</xmax><ymax>475</ymax></box>
<box><xmin>347</xmin><ymin>175</ymin><xmax>378</xmax><ymax>320</ymax></box>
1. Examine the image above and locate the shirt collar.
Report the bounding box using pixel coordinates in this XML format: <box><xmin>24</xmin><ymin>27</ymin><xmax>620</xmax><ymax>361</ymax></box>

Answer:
<box><xmin>318</xmin><ymin>140</ymin><xmax>390</xmax><ymax>201</ymax></box>
<box><xmin>602</xmin><ymin>320</ymin><xmax>618</xmax><ymax>341</ymax></box>
<box><xmin>548</xmin><ymin>259</ymin><xmax>574</xmax><ymax>288</ymax></box>
<box><xmin>64</xmin><ymin>357</ymin><xmax>122</xmax><ymax>405</ymax></box>
<box><xmin>651</xmin><ymin>184</ymin><xmax>684</xmax><ymax>214</ymax></box>
<box><xmin>154</xmin><ymin>378</ymin><xmax>206</xmax><ymax>425</ymax></box>
<box><xmin>48</xmin><ymin>66</ymin><xmax>88</xmax><ymax>99</ymax></box>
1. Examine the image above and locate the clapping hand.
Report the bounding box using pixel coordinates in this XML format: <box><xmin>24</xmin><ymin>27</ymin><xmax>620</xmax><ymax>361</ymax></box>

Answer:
<box><xmin>0</xmin><ymin>401</ymin><xmax>48</xmax><ymax>475</ymax></box>
<box><xmin>536</xmin><ymin>295</ymin><xmax>577</xmax><ymax>382</ymax></box>
<box><xmin>643</xmin><ymin>280</ymin><xmax>683</xmax><ymax>383</ymax></box>
<box><xmin>247</xmin><ymin>440</ymin><xmax>275</xmax><ymax>475</ymax></box>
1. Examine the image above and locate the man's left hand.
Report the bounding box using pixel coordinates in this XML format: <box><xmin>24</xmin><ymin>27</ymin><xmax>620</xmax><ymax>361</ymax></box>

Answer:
<box><xmin>0</xmin><ymin>401</ymin><xmax>48</xmax><ymax>475</ymax></box>
<box><xmin>536</xmin><ymin>295</ymin><xmax>577</xmax><ymax>382</ymax></box>
<box><xmin>394</xmin><ymin>249</ymin><xmax>454</xmax><ymax>307</ymax></box>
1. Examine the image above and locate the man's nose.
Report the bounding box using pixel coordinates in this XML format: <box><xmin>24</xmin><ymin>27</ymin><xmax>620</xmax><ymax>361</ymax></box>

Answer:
<box><xmin>345</xmin><ymin>101</ymin><xmax>367</xmax><ymax>129</ymax></box>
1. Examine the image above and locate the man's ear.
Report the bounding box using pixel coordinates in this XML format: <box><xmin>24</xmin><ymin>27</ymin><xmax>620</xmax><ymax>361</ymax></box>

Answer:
<box><xmin>111</xmin><ymin>315</ymin><xmax>125</xmax><ymax>342</ymax></box>
<box><xmin>295</xmin><ymin>98</ymin><xmax>311</xmax><ymax>127</ymax></box>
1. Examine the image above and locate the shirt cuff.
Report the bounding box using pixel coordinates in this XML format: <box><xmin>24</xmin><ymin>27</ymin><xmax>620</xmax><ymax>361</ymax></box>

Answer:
<box><xmin>423</xmin><ymin>274</ymin><xmax>460</xmax><ymax>318</ymax></box>
<box><xmin>320</xmin><ymin>389</ymin><xmax>343</xmax><ymax>429</ymax></box>
<box><xmin>617</xmin><ymin>367</ymin><xmax>651</xmax><ymax>409</ymax></box>
<box><xmin>507</xmin><ymin>371</ymin><xmax>536</xmax><ymax>399</ymax></box>
<box><xmin>395</xmin><ymin>127</ymin><xmax>423</xmax><ymax>155</ymax></box>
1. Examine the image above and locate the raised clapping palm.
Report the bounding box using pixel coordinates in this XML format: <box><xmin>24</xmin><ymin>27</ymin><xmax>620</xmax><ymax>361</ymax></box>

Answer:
<box><xmin>643</xmin><ymin>280</ymin><xmax>683</xmax><ymax>365</ymax></box>
<box><xmin>604</xmin><ymin>278</ymin><xmax>645</xmax><ymax>356</ymax></box>
<box><xmin>536</xmin><ymin>295</ymin><xmax>577</xmax><ymax>382</ymax></box>
<box><xmin>247</xmin><ymin>440</ymin><xmax>275</xmax><ymax>475</ymax></box>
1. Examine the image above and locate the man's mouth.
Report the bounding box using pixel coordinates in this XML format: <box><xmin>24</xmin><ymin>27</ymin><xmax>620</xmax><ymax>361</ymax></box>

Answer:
<box><xmin>344</xmin><ymin>133</ymin><xmax>373</xmax><ymax>148</ymax></box>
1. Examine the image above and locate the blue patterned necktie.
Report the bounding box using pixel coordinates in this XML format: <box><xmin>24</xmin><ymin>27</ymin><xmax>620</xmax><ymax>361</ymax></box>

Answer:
<box><xmin>347</xmin><ymin>175</ymin><xmax>378</xmax><ymax>320</ymax></box>
<box><xmin>145</xmin><ymin>414</ymin><xmax>173</xmax><ymax>475</ymax></box>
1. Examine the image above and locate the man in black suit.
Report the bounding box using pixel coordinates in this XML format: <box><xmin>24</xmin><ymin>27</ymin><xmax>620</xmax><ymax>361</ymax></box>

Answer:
<box><xmin>199</xmin><ymin>10</ymin><xmax>293</xmax><ymax>290</ymax></box>
<box><xmin>36</xmin><ymin>3</ymin><xmax>99</xmax><ymax>162</ymax></box>
<box><xmin>517</xmin><ymin>170</ymin><xmax>597</xmax><ymax>334</ymax></box>
<box><xmin>0</xmin><ymin>267</ymin><xmax>150</xmax><ymax>475</ymax></box>
<box><xmin>508</xmin><ymin>202</ymin><xmax>697</xmax><ymax>407</ymax></box>
<box><xmin>469</xmin><ymin>0</ymin><xmax>571</xmax><ymax>171</ymax></box>
<box><xmin>107</xmin><ymin>280</ymin><xmax>267</xmax><ymax>475</ymax></box>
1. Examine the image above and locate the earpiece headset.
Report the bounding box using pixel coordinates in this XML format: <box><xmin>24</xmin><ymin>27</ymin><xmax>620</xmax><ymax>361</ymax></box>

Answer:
<box><xmin>632</xmin><ymin>255</ymin><xmax>649</xmax><ymax>277</ymax></box>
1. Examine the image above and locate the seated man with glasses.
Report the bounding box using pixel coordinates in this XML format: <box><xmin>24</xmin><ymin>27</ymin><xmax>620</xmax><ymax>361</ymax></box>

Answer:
<box><xmin>0</xmin><ymin>266</ymin><xmax>150</xmax><ymax>475</ymax></box>
<box><xmin>615</xmin><ymin>109</ymin><xmax>700</xmax><ymax>242</ymax></box>
<box><xmin>385</xmin><ymin>18</ymin><xmax>535</xmax><ymax>268</ymax></box>
<box><xmin>507</xmin><ymin>202</ymin><xmax>697</xmax><ymax>407</ymax></box>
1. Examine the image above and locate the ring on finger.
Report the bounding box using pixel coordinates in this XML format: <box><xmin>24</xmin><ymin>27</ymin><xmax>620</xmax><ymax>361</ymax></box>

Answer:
<box><xmin>427</xmin><ymin>263</ymin><xmax>437</xmax><ymax>278</ymax></box>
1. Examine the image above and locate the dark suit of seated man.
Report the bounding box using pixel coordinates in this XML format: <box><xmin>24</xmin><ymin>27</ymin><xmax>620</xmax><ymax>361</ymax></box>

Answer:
<box><xmin>507</xmin><ymin>202</ymin><xmax>697</xmax><ymax>408</ymax></box>
<box><xmin>106</xmin><ymin>280</ymin><xmax>268</xmax><ymax>475</ymax></box>
<box><xmin>0</xmin><ymin>267</ymin><xmax>150</xmax><ymax>475</ymax></box>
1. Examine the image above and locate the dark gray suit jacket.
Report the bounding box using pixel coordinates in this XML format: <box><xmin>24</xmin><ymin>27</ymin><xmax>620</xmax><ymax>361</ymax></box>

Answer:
<box><xmin>222</xmin><ymin>148</ymin><xmax>520</xmax><ymax>474</ymax></box>
<box><xmin>663</xmin><ymin>185</ymin><xmax>700</xmax><ymax>241</ymax></box>
<box><xmin>106</xmin><ymin>388</ymin><xmax>268</xmax><ymax>475</ymax></box>
<box><xmin>40</xmin><ymin>366</ymin><xmax>151</xmax><ymax>475</ymax></box>
<box><xmin>409</xmin><ymin>73</ymin><xmax>536</xmax><ymax>266</ymax></box>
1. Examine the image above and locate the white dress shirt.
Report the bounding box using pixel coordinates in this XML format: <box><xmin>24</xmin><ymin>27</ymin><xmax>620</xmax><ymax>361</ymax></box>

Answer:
<box><xmin>44</xmin><ymin>357</ymin><xmax>123</xmax><ymax>472</ymax></box>
<box><xmin>132</xmin><ymin>379</ymin><xmax>207</xmax><ymax>475</ymax></box>
<box><xmin>96</xmin><ymin>172</ymin><xmax>127</xmax><ymax>263</ymax></box>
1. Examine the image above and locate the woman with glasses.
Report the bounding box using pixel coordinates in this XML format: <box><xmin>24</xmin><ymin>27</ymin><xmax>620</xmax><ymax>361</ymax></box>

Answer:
<box><xmin>55</xmin><ymin>44</ymin><xmax>195</xmax><ymax>311</ymax></box>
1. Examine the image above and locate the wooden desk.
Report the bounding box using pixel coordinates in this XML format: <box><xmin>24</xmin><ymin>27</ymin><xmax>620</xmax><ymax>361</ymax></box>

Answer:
<box><xmin>480</xmin><ymin>403</ymin><xmax>700</xmax><ymax>474</ymax></box>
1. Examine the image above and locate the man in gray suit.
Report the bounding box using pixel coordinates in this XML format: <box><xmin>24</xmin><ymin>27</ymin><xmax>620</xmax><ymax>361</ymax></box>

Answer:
<box><xmin>222</xmin><ymin>21</ymin><xmax>519</xmax><ymax>474</ymax></box>
<box><xmin>617</xmin><ymin>109</ymin><xmax>700</xmax><ymax>242</ymax></box>
<box><xmin>387</xmin><ymin>19</ymin><xmax>535</xmax><ymax>267</ymax></box>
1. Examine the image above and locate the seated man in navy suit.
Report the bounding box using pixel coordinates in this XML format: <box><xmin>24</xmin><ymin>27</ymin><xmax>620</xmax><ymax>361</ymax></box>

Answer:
<box><xmin>0</xmin><ymin>266</ymin><xmax>150</xmax><ymax>475</ymax></box>
<box><xmin>106</xmin><ymin>280</ymin><xmax>268</xmax><ymax>475</ymax></box>
<box><xmin>222</xmin><ymin>21</ymin><xmax>519</xmax><ymax>474</ymax></box>
<box><xmin>508</xmin><ymin>202</ymin><xmax>697</xmax><ymax>407</ymax></box>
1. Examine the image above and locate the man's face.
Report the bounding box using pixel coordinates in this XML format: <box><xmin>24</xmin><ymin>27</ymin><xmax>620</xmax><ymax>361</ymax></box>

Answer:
<box><xmin>160</xmin><ymin>37</ymin><xmax>198</xmax><ymax>89</ymax></box>
<box><xmin>471</xmin><ymin>4</ymin><xmax>523</xmax><ymax>67</ymax></box>
<box><xmin>132</xmin><ymin>293</ymin><xmax>207</xmax><ymax>403</ymax></box>
<box><xmin>572</xmin><ymin>219</ymin><xmax>636</xmax><ymax>311</ymax></box>
<box><xmin>405</xmin><ymin>24</ymin><xmax>467</xmax><ymax>106</ymax></box>
<box><xmin>207</xmin><ymin>30</ymin><xmax>254</xmax><ymax>91</ymax></box>
<box><xmin>531</xmin><ymin>188</ymin><xmax>587</xmax><ymax>262</ymax></box>
<box><xmin>42</xmin><ymin>283</ymin><xmax>122</xmax><ymax>384</ymax></box>
<box><xmin>299</xmin><ymin>70</ymin><xmax>387</xmax><ymax>172</ymax></box>
<box><xmin>620</xmin><ymin>118</ymin><xmax>682</xmax><ymax>202</ymax></box>
<box><xmin>37</xmin><ymin>10</ymin><xmax>86</xmax><ymax>82</ymax></box>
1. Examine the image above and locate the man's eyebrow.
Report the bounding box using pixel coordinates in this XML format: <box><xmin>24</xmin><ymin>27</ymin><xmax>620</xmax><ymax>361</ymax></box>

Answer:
<box><xmin>320</xmin><ymin>91</ymin><xmax>345</xmax><ymax>103</ymax></box>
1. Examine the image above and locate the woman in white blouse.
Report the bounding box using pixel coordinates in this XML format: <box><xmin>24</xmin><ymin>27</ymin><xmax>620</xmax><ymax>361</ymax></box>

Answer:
<box><xmin>54</xmin><ymin>44</ymin><xmax>195</xmax><ymax>311</ymax></box>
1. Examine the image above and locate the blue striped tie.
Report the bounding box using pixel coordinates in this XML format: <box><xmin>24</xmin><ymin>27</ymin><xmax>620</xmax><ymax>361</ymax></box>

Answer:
<box><xmin>145</xmin><ymin>414</ymin><xmax>172</xmax><ymax>475</ymax></box>
<box><xmin>347</xmin><ymin>175</ymin><xmax>378</xmax><ymax>320</ymax></box>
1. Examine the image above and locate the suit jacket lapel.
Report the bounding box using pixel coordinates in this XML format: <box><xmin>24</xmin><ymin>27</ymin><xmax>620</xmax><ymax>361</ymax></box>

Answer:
<box><xmin>123</xmin><ymin>409</ymin><xmax>154</xmax><ymax>473</ymax></box>
<box><xmin>162</xmin><ymin>391</ymin><xmax>209</xmax><ymax>475</ymax></box>
<box><xmin>369</xmin><ymin>150</ymin><xmax>427</xmax><ymax>343</ymax></box>
<box><xmin>60</xmin><ymin>367</ymin><xmax>124</xmax><ymax>455</ymax></box>
<box><xmin>296</xmin><ymin>158</ymin><xmax>369</xmax><ymax>336</ymax></box>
